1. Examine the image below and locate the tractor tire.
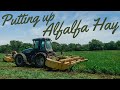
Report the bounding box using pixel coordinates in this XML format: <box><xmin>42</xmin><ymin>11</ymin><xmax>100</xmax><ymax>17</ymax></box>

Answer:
<box><xmin>15</xmin><ymin>54</ymin><xmax>26</xmax><ymax>67</ymax></box>
<box><xmin>34</xmin><ymin>55</ymin><xmax>46</xmax><ymax>68</ymax></box>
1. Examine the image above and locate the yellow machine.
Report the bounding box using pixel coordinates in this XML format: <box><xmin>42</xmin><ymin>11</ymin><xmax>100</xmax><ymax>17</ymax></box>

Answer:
<box><xmin>3</xmin><ymin>51</ymin><xmax>17</xmax><ymax>62</ymax></box>
<box><xmin>45</xmin><ymin>56</ymin><xmax>88</xmax><ymax>70</ymax></box>
<box><xmin>3</xmin><ymin>54</ymin><xmax>14</xmax><ymax>62</ymax></box>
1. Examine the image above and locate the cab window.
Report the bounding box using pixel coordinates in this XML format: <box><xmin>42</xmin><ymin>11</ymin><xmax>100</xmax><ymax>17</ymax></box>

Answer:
<box><xmin>34</xmin><ymin>41</ymin><xmax>39</xmax><ymax>49</ymax></box>
<box><xmin>40</xmin><ymin>41</ymin><xmax>45</xmax><ymax>51</ymax></box>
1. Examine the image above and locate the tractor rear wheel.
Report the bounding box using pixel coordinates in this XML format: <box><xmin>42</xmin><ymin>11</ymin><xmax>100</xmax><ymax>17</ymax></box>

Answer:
<box><xmin>15</xmin><ymin>54</ymin><xmax>25</xmax><ymax>67</ymax></box>
<box><xmin>34</xmin><ymin>55</ymin><xmax>46</xmax><ymax>68</ymax></box>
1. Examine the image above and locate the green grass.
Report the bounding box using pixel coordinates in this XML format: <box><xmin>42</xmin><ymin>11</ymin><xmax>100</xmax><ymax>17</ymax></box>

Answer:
<box><xmin>0</xmin><ymin>62</ymin><xmax>120</xmax><ymax>79</ymax></box>
<box><xmin>60</xmin><ymin>50</ymin><xmax>120</xmax><ymax>75</ymax></box>
<box><xmin>0</xmin><ymin>51</ymin><xmax>120</xmax><ymax>79</ymax></box>
<box><xmin>0</xmin><ymin>53</ymin><xmax>5</xmax><ymax>60</ymax></box>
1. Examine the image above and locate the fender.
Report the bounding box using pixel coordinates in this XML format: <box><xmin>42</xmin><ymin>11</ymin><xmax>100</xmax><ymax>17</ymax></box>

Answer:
<box><xmin>35</xmin><ymin>52</ymin><xmax>47</xmax><ymax>59</ymax></box>
<box><xmin>30</xmin><ymin>52</ymin><xmax>47</xmax><ymax>64</ymax></box>
<box><xmin>15</xmin><ymin>53</ymin><xmax>28</xmax><ymax>64</ymax></box>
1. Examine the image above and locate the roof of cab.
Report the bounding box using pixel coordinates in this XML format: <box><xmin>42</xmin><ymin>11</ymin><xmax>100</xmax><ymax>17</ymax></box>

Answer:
<box><xmin>32</xmin><ymin>38</ymin><xmax>51</xmax><ymax>41</ymax></box>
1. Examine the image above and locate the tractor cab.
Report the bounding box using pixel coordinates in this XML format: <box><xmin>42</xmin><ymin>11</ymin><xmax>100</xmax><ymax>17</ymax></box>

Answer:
<box><xmin>22</xmin><ymin>38</ymin><xmax>54</xmax><ymax>57</ymax></box>
<box><xmin>33</xmin><ymin>38</ymin><xmax>53</xmax><ymax>53</ymax></box>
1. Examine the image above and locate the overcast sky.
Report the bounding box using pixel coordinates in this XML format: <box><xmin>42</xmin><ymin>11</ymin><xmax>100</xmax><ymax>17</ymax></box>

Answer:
<box><xmin>0</xmin><ymin>11</ymin><xmax>120</xmax><ymax>45</ymax></box>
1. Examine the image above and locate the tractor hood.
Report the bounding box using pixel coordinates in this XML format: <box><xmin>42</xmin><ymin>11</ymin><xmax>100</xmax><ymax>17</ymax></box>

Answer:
<box><xmin>22</xmin><ymin>48</ymin><xmax>33</xmax><ymax>54</ymax></box>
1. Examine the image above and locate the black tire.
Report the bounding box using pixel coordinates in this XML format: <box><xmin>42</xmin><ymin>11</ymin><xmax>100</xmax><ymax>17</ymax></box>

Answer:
<box><xmin>34</xmin><ymin>55</ymin><xmax>46</xmax><ymax>68</ymax></box>
<box><xmin>15</xmin><ymin>54</ymin><xmax>25</xmax><ymax>67</ymax></box>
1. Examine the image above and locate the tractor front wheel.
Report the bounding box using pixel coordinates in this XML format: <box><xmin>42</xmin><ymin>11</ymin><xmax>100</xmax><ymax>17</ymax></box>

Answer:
<box><xmin>15</xmin><ymin>54</ymin><xmax>25</xmax><ymax>67</ymax></box>
<box><xmin>34</xmin><ymin>55</ymin><xmax>46</xmax><ymax>68</ymax></box>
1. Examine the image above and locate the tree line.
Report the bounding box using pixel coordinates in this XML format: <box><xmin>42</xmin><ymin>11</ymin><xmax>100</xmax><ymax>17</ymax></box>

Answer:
<box><xmin>0</xmin><ymin>39</ymin><xmax>120</xmax><ymax>53</ymax></box>
<box><xmin>0</xmin><ymin>40</ymin><xmax>33</xmax><ymax>53</ymax></box>
<box><xmin>52</xmin><ymin>39</ymin><xmax>120</xmax><ymax>52</ymax></box>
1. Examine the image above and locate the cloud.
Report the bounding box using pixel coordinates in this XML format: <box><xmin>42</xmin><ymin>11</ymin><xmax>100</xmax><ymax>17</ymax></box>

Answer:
<box><xmin>30</xmin><ymin>27</ymin><xmax>44</xmax><ymax>36</ymax></box>
<box><xmin>5</xmin><ymin>21</ymin><xmax>11</xmax><ymax>25</ymax></box>
<box><xmin>0</xmin><ymin>25</ymin><xmax>4</xmax><ymax>28</ymax></box>
<box><xmin>1</xmin><ymin>21</ymin><xmax>11</xmax><ymax>27</ymax></box>
<box><xmin>0</xmin><ymin>40</ymin><xmax>9</xmax><ymax>45</ymax></box>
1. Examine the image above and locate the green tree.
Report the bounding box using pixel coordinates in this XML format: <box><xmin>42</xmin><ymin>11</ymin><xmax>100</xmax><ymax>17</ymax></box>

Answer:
<box><xmin>60</xmin><ymin>44</ymin><xmax>68</xmax><ymax>52</ymax></box>
<box><xmin>104</xmin><ymin>43</ymin><xmax>109</xmax><ymax>50</ymax></box>
<box><xmin>81</xmin><ymin>44</ymin><xmax>89</xmax><ymax>51</ymax></box>
<box><xmin>89</xmin><ymin>39</ymin><xmax>104</xmax><ymax>50</ymax></box>
<box><xmin>104</xmin><ymin>41</ymin><xmax>117</xmax><ymax>50</ymax></box>
<box><xmin>68</xmin><ymin>43</ymin><xmax>76</xmax><ymax>51</ymax></box>
<box><xmin>75</xmin><ymin>44</ymin><xmax>81</xmax><ymax>51</ymax></box>
<box><xmin>52</xmin><ymin>42</ymin><xmax>61</xmax><ymax>52</ymax></box>
<box><xmin>0</xmin><ymin>44</ymin><xmax>11</xmax><ymax>53</ymax></box>
<box><xmin>10</xmin><ymin>40</ymin><xmax>23</xmax><ymax>52</ymax></box>
<box><xmin>116</xmin><ymin>40</ymin><xmax>120</xmax><ymax>50</ymax></box>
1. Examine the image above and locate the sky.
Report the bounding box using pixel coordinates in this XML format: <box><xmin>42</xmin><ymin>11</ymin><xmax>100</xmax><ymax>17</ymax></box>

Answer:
<box><xmin>0</xmin><ymin>11</ymin><xmax>120</xmax><ymax>45</ymax></box>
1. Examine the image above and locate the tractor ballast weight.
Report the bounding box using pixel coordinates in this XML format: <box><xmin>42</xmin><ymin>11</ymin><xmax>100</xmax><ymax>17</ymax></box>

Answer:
<box><xmin>13</xmin><ymin>38</ymin><xmax>88</xmax><ymax>70</ymax></box>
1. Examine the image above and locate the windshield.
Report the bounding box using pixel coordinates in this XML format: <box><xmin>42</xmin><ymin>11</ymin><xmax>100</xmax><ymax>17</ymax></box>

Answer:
<box><xmin>45</xmin><ymin>40</ymin><xmax>53</xmax><ymax>51</ymax></box>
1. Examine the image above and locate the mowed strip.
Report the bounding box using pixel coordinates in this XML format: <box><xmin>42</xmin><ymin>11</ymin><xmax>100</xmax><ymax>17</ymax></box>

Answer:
<box><xmin>0</xmin><ymin>61</ymin><xmax>120</xmax><ymax>79</ymax></box>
